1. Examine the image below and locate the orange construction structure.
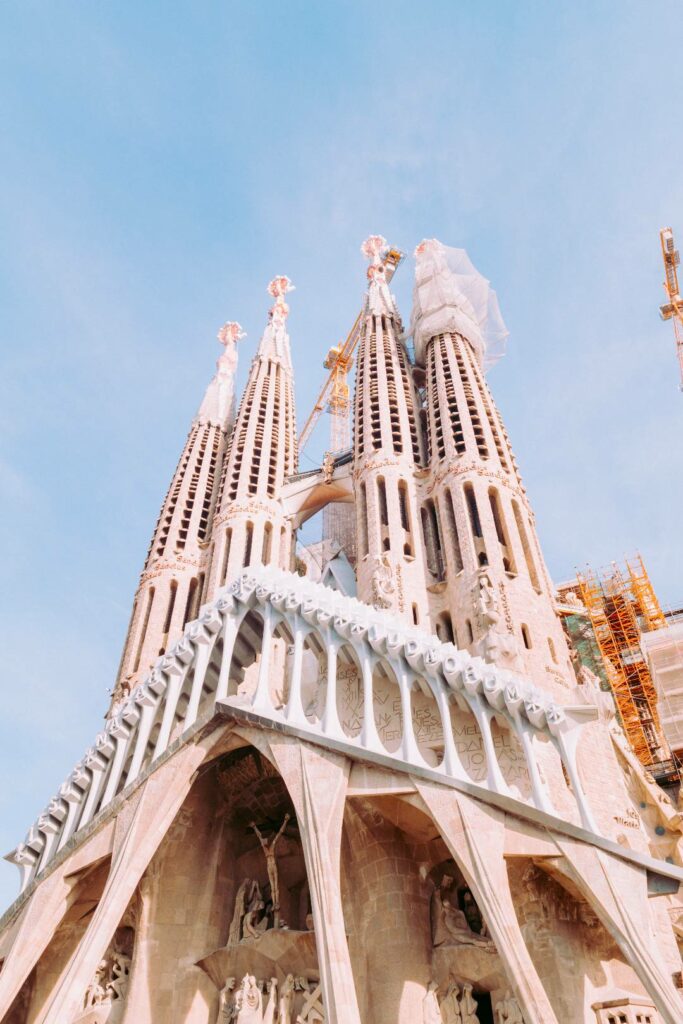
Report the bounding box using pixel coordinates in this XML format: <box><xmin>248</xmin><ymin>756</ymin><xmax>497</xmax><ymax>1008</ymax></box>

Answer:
<box><xmin>577</xmin><ymin>555</ymin><xmax>669</xmax><ymax>767</ymax></box>
<box><xmin>659</xmin><ymin>226</ymin><xmax>683</xmax><ymax>390</ymax></box>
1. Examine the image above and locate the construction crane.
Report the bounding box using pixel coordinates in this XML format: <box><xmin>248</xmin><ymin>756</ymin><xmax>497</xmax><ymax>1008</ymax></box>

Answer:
<box><xmin>298</xmin><ymin>246</ymin><xmax>405</xmax><ymax>456</ymax></box>
<box><xmin>659</xmin><ymin>227</ymin><xmax>683</xmax><ymax>390</ymax></box>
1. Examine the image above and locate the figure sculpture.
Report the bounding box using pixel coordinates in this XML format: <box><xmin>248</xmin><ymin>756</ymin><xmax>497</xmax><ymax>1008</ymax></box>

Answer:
<box><xmin>460</xmin><ymin>983</ymin><xmax>479</xmax><ymax>1024</ymax></box>
<box><xmin>251</xmin><ymin>814</ymin><xmax>290</xmax><ymax>926</ymax></box>
<box><xmin>83</xmin><ymin>960</ymin><xmax>110</xmax><ymax>1008</ymax></box>
<box><xmin>431</xmin><ymin>877</ymin><xmax>495</xmax><ymax>950</ymax></box>
<box><xmin>495</xmin><ymin>990</ymin><xmax>524</xmax><ymax>1023</ymax></box>
<box><xmin>371</xmin><ymin>554</ymin><xmax>395</xmax><ymax>609</ymax></box>
<box><xmin>278</xmin><ymin>973</ymin><xmax>296</xmax><ymax>1024</ymax></box>
<box><xmin>423</xmin><ymin>980</ymin><xmax>444</xmax><ymax>1024</ymax></box>
<box><xmin>218</xmin><ymin>977</ymin><xmax>237</xmax><ymax>1023</ymax></box>
<box><xmin>440</xmin><ymin>980</ymin><xmax>462</xmax><ymax>1024</ymax></box>
<box><xmin>107</xmin><ymin>950</ymin><xmax>131</xmax><ymax>1000</ymax></box>
<box><xmin>229</xmin><ymin>878</ymin><xmax>254</xmax><ymax>946</ymax></box>
<box><xmin>263</xmin><ymin>977</ymin><xmax>278</xmax><ymax>1024</ymax></box>
<box><xmin>235</xmin><ymin>974</ymin><xmax>262</xmax><ymax>1023</ymax></box>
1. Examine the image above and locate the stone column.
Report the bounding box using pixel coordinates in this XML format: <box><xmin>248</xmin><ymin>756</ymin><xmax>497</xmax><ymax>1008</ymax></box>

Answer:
<box><xmin>413</xmin><ymin>778</ymin><xmax>560</xmax><ymax>1024</ymax></box>
<box><xmin>240</xmin><ymin>728</ymin><xmax>362</xmax><ymax>1024</ymax></box>
<box><xmin>33</xmin><ymin>730</ymin><xmax>221</xmax><ymax>1024</ymax></box>
<box><xmin>552</xmin><ymin>836</ymin><xmax>683</xmax><ymax>1024</ymax></box>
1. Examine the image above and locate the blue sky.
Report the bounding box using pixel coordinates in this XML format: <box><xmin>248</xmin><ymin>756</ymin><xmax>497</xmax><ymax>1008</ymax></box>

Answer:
<box><xmin>1</xmin><ymin>2</ymin><xmax>682</xmax><ymax>908</ymax></box>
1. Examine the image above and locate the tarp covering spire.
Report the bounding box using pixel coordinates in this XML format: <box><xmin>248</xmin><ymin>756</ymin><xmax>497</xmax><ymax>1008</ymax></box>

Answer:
<box><xmin>410</xmin><ymin>239</ymin><xmax>509</xmax><ymax>370</ymax></box>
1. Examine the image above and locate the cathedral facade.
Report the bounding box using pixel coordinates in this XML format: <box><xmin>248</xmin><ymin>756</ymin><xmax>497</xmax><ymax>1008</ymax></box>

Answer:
<box><xmin>1</xmin><ymin>238</ymin><xmax>682</xmax><ymax>1024</ymax></box>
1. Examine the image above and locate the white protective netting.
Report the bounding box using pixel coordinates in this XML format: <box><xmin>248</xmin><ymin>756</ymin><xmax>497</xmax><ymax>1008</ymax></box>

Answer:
<box><xmin>410</xmin><ymin>239</ymin><xmax>509</xmax><ymax>371</ymax></box>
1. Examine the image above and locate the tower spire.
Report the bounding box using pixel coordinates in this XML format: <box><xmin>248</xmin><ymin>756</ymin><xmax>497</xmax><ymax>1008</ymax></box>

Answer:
<box><xmin>412</xmin><ymin>239</ymin><xmax>572</xmax><ymax>690</ymax></box>
<box><xmin>352</xmin><ymin>235</ymin><xmax>428</xmax><ymax>622</ymax></box>
<box><xmin>109</xmin><ymin>322</ymin><xmax>242</xmax><ymax>711</ymax></box>
<box><xmin>207</xmin><ymin>278</ymin><xmax>298</xmax><ymax>594</ymax></box>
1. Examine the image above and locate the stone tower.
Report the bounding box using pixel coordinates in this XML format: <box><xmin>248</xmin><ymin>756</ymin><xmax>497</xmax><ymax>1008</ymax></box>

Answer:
<box><xmin>3</xmin><ymin>240</ymin><xmax>683</xmax><ymax>1024</ymax></box>
<box><xmin>411</xmin><ymin>239</ymin><xmax>574</xmax><ymax>692</ymax></box>
<box><xmin>111</xmin><ymin>321</ymin><xmax>242</xmax><ymax>708</ymax></box>
<box><xmin>353</xmin><ymin>235</ymin><xmax>429</xmax><ymax>623</ymax></box>
<box><xmin>207</xmin><ymin>277</ymin><xmax>298</xmax><ymax>594</ymax></box>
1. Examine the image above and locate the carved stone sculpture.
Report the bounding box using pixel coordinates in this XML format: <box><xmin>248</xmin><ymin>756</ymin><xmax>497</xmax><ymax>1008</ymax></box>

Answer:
<box><xmin>495</xmin><ymin>990</ymin><xmax>524</xmax><ymax>1023</ymax></box>
<box><xmin>440</xmin><ymin>981</ymin><xmax>462</xmax><ymax>1024</ymax></box>
<box><xmin>107</xmin><ymin>950</ymin><xmax>131</xmax><ymax>1001</ymax></box>
<box><xmin>263</xmin><ymin>977</ymin><xmax>278</xmax><ymax>1024</ymax></box>
<box><xmin>251</xmin><ymin>814</ymin><xmax>290</xmax><ymax>926</ymax></box>
<box><xmin>423</xmin><ymin>980</ymin><xmax>444</xmax><ymax>1024</ymax></box>
<box><xmin>83</xmin><ymin>960</ymin><xmax>109</xmax><ymax>1008</ymax></box>
<box><xmin>371</xmin><ymin>554</ymin><xmax>395</xmax><ymax>610</ymax></box>
<box><xmin>278</xmin><ymin>973</ymin><xmax>296</xmax><ymax>1024</ymax></box>
<box><xmin>431</xmin><ymin>877</ymin><xmax>495</xmax><ymax>950</ymax></box>
<box><xmin>459</xmin><ymin>983</ymin><xmax>479</xmax><ymax>1024</ymax></box>
<box><xmin>229</xmin><ymin>878</ymin><xmax>253</xmax><ymax>946</ymax></box>
<box><xmin>235</xmin><ymin>974</ymin><xmax>263</xmax><ymax>1023</ymax></box>
<box><xmin>218</xmin><ymin>977</ymin><xmax>237</xmax><ymax>1023</ymax></box>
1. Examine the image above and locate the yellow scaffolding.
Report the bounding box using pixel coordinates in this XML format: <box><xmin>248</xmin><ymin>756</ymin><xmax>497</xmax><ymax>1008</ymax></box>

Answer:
<box><xmin>577</xmin><ymin>555</ymin><xmax>668</xmax><ymax>767</ymax></box>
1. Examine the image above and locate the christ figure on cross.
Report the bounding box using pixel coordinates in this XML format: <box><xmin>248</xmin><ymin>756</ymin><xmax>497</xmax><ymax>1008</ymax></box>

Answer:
<box><xmin>250</xmin><ymin>813</ymin><xmax>290</xmax><ymax>924</ymax></box>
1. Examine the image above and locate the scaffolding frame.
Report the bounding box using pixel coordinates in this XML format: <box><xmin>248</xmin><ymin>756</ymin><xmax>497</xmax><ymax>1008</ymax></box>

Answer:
<box><xmin>577</xmin><ymin>555</ymin><xmax>668</xmax><ymax>767</ymax></box>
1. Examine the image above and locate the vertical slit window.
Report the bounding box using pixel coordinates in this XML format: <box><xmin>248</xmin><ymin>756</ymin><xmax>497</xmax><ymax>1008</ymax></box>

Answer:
<box><xmin>398</xmin><ymin>479</ymin><xmax>413</xmax><ymax>556</ymax></box>
<box><xmin>421</xmin><ymin>499</ymin><xmax>445</xmax><ymax>580</ymax></box>
<box><xmin>444</xmin><ymin>489</ymin><xmax>464</xmax><ymax>573</ymax></box>
<box><xmin>521</xmin><ymin>624</ymin><xmax>532</xmax><ymax>649</ymax></box>
<box><xmin>160</xmin><ymin>580</ymin><xmax>178</xmax><ymax>654</ymax></box>
<box><xmin>243</xmin><ymin>522</ymin><xmax>254</xmax><ymax>567</ymax></box>
<box><xmin>512</xmin><ymin>500</ymin><xmax>540</xmax><ymax>592</ymax></box>
<box><xmin>377</xmin><ymin>476</ymin><xmax>390</xmax><ymax>551</ymax></box>
<box><xmin>359</xmin><ymin>482</ymin><xmax>368</xmax><ymax>558</ymax></box>
<box><xmin>133</xmin><ymin>587</ymin><xmax>155</xmax><ymax>672</ymax></box>
<box><xmin>262</xmin><ymin>522</ymin><xmax>273</xmax><ymax>564</ymax></box>
<box><xmin>488</xmin><ymin>488</ymin><xmax>517</xmax><ymax>574</ymax></box>
<box><xmin>183</xmin><ymin>577</ymin><xmax>198</xmax><ymax>627</ymax></box>
<box><xmin>220</xmin><ymin>529</ymin><xmax>232</xmax><ymax>585</ymax></box>
<box><xmin>464</xmin><ymin>483</ymin><xmax>488</xmax><ymax>567</ymax></box>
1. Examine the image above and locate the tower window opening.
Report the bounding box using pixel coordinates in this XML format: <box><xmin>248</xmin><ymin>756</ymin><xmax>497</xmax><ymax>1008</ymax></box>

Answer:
<box><xmin>243</xmin><ymin>522</ymin><xmax>254</xmax><ymax>567</ymax></box>
<box><xmin>521</xmin><ymin>624</ymin><xmax>532</xmax><ymax>649</ymax></box>
<box><xmin>547</xmin><ymin>636</ymin><xmax>557</xmax><ymax>663</ymax></box>
<box><xmin>398</xmin><ymin>479</ymin><xmax>414</xmax><ymax>556</ymax></box>
<box><xmin>412</xmin><ymin>603</ymin><xmax>419</xmax><ymax>625</ymax></box>
<box><xmin>512</xmin><ymin>500</ymin><xmax>541</xmax><ymax>592</ymax></box>
<box><xmin>464</xmin><ymin>483</ymin><xmax>488</xmax><ymax>566</ymax></box>
<box><xmin>183</xmin><ymin>577</ymin><xmax>199</xmax><ymax>627</ymax></box>
<box><xmin>133</xmin><ymin>586</ymin><xmax>155</xmax><ymax>672</ymax></box>
<box><xmin>359</xmin><ymin>482</ymin><xmax>368</xmax><ymax>558</ymax></box>
<box><xmin>488</xmin><ymin>488</ymin><xmax>517</xmax><ymax>575</ymax></box>
<box><xmin>444</xmin><ymin>489</ymin><xmax>464</xmax><ymax>573</ymax></box>
<box><xmin>279</xmin><ymin>524</ymin><xmax>289</xmax><ymax>568</ymax></box>
<box><xmin>452</xmin><ymin>337</ymin><xmax>489</xmax><ymax>459</ymax></box>
<box><xmin>198</xmin><ymin>571</ymin><xmax>206</xmax><ymax>605</ymax></box>
<box><xmin>436</xmin><ymin>612</ymin><xmax>455</xmax><ymax>644</ymax></box>
<box><xmin>220</xmin><ymin>528</ymin><xmax>232</xmax><ymax>585</ymax></box>
<box><xmin>439</xmin><ymin>336</ymin><xmax>466</xmax><ymax>454</ymax></box>
<box><xmin>160</xmin><ymin>579</ymin><xmax>178</xmax><ymax>654</ymax></box>
<box><xmin>377</xmin><ymin>476</ymin><xmax>390</xmax><ymax>552</ymax></box>
<box><xmin>421</xmin><ymin>499</ymin><xmax>445</xmax><ymax>581</ymax></box>
<box><xmin>466</xmin><ymin>619</ymin><xmax>474</xmax><ymax>644</ymax></box>
<box><xmin>262</xmin><ymin>522</ymin><xmax>273</xmax><ymax>564</ymax></box>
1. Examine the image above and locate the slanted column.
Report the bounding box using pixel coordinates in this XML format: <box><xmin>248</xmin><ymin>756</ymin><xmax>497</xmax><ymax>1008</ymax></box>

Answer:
<box><xmin>414</xmin><ymin>779</ymin><xmax>560</xmax><ymax>1024</ymax></box>
<box><xmin>547</xmin><ymin>712</ymin><xmax>599</xmax><ymax>834</ymax></box>
<box><xmin>77</xmin><ymin>747</ymin><xmax>110</xmax><ymax>830</ymax></box>
<box><xmin>183</xmin><ymin>618</ymin><xmax>217</xmax><ymax>728</ymax></box>
<box><xmin>397</xmin><ymin>663</ymin><xmax>422</xmax><ymax>764</ymax></box>
<box><xmin>284</xmin><ymin>615</ymin><xmax>306</xmax><ymax>726</ymax></box>
<box><xmin>57</xmin><ymin>770</ymin><xmax>88</xmax><ymax>851</ymax></box>
<box><xmin>9</xmin><ymin>843</ymin><xmax>40</xmax><ymax>892</ymax></box>
<box><xmin>359</xmin><ymin>647</ymin><xmax>382</xmax><ymax>752</ymax></box>
<box><xmin>321</xmin><ymin>635</ymin><xmax>344</xmax><ymax>740</ymax></box>
<box><xmin>258</xmin><ymin>734</ymin><xmax>362</xmax><ymax>1024</ymax></box>
<box><xmin>152</xmin><ymin>652</ymin><xmax>188</xmax><ymax>759</ymax></box>
<box><xmin>100</xmin><ymin>716</ymin><xmax>133</xmax><ymax>808</ymax></box>
<box><xmin>251</xmin><ymin>602</ymin><xmax>276</xmax><ymax>712</ymax></box>
<box><xmin>126</xmin><ymin>684</ymin><xmax>158</xmax><ymax>785</ymax></box>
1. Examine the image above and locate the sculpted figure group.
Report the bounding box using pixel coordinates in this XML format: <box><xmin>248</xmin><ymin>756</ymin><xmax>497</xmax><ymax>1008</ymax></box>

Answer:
<box><xmin>228</xmin><ymin>815</ymin><xmax>292</xmax><ymax>944</ymax></box>
<box><xmin>217</xmin><ymin>973</ymin><xmax>323</xmax><ymax>1024</ymax></box>
<box><xmin>423</xmin><ymin>980</ymin><xmax>480</xmax><ymax>1024</ymax></box>
<box><xmin>82</xmin><ymin>951</ymin><xmax>132</xmax><ymax>1010</ymax></box>
<box><xmin>430</xmin><ymin>876</ymin><xmax>495</xmax><ymax>951</ymax></box>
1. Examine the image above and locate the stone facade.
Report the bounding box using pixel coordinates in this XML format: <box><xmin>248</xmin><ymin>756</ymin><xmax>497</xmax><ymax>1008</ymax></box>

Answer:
<box><xmin>1</xmin><ymin>237</ymin><xmax>682</xmax><ymax>1024</ymax></box>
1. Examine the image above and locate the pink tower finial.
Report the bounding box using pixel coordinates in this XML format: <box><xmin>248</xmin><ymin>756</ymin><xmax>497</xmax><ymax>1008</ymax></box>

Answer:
<box><xmin>267</xmin><ymin>276</ymin><xmax>295</xmax><ymax>325</ymax></box>
<box><xmin>217</xmin><ymin>321</ymin><xmax>246</xmax><ymax>347</ymax></box>
<box><xmin>361</xmin><ymin>235</ymin><xmax>387</xmax><ymax>270</ymax></box>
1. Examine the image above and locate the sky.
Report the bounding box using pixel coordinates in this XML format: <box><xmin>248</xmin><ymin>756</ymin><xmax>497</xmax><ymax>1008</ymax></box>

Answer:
<box><xmin>1</xmin><ymin>1</ymin><xmax>682</xmax><ymax>909</ymax></box>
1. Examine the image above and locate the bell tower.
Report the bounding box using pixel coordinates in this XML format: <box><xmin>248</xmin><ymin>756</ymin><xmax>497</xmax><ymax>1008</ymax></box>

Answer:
<box><xmin>413</xmin><ymin>239</ymin><xmax>574</xmax><ymax>691</ymax></box>
<box><xmin>352</xmin><ymin>235</ymin><xmax>429</xmax><ymax>623</ymax></box>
